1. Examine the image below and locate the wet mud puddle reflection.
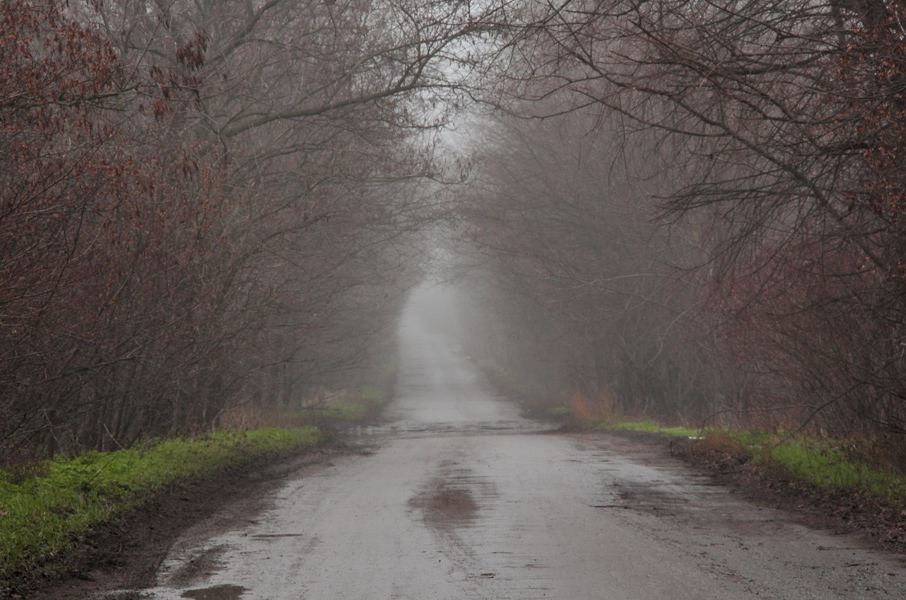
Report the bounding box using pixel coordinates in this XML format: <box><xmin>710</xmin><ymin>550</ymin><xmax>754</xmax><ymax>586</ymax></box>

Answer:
<box><xmin>409</xmin><ymin>461</ymin><xmax>498</xmax><ymax>531</ymax></box>
<box><xmin>180</xmin><ymin>584</ymin><xmax>247</xmax><ymax>600</ymax></box>
<box><xmin>410</xmin><ymin>484</ymin><xmax>481</xmax><ymax>528</ymax></box>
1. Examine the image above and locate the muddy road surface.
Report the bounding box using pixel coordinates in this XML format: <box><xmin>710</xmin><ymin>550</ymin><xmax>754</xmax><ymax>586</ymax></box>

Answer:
<box><xmin>108</xmin><ymin>312</ymin><xmax>906</xmax><ymax>600</ymax></box>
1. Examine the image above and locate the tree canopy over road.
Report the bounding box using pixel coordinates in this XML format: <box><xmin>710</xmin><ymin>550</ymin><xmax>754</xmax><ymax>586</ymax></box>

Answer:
<box><xmin>4</xmin><ymin>0</ymin><xmax>906</xmax><ymax>466</ymax></box>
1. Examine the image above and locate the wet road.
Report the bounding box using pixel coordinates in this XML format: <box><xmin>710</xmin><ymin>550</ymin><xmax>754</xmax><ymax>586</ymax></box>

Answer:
<box><xmin>118</xmin><ymin>311</ymin><xmax>906</xmax><ymax>600</ymax></box>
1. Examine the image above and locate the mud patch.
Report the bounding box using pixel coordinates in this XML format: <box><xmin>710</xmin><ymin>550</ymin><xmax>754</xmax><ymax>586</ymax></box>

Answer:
<box><xmin>166</xmin><ymin>545</ymin><xmax>227</xmax><ymax>588</ymax></box>
<box><xmin>409</xmin><ymin>463</ymin><xmax>497</xmax><ymax>530</ymax></box>
<box><xmin>617</xmin><ymin>483</ymin><xmax>689</xmax><ymax>516</ymax></box>
<box><xmin>94</xmin><ymin>592</ymin><xmax>152</xmax><ymax>600</ymax></box>
<box><xmin>16</xmin><ymin>442</ymin><xmax>344</xmax><ymax>600</ymax></box>
<box><xmin>410</xmin><ymin>482</ymin><xmax>480</xmax><ymax>528</ymax></box>
<box><xmin>181</xmin><ymin>584</ymin><xmax>247</xmax><ymax>600</ymax></box>
<box><xmin>590</xmin><ymin>429</ymin><xmax>906</xmax><ymax>557</ymax></box>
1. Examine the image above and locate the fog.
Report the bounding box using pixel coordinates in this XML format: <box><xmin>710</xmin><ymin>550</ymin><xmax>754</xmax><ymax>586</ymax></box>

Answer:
<box><xmin>3</xmin><ymin>0</ymin><xmax>904</xmax><ymax>465</ymax></box>
<box><xmin>403</xmin><ymin>284</ymin><xmax>465</xmax><ymax>342</ymax></box>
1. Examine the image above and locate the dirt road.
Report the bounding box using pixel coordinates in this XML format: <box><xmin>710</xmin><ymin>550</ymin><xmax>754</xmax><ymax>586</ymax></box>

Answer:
<box><xmin>111</xmin><ymin>311</ymin><xmax>906</xmax><ymax>600</ymax></box>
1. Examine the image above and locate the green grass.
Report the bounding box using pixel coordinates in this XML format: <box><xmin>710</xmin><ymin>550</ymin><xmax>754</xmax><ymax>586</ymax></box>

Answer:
<box><xmin>594</xmin><ymin>418</ymin><xmax>906</xmax><ymax>506</ymax></box>
<box><xmin>0</xmin><ymin>427</ymin><xmax>324</xmax><ymax>582</ymax></box>
<box><xmin>764</xmin><ymin>438</ymin><xmax>906</xmax><ymax>505</ymax></box>
<box><xmin>603</xmin><ymin>420</ymin><xmax>703</xmax><ymax>438</ymax></box>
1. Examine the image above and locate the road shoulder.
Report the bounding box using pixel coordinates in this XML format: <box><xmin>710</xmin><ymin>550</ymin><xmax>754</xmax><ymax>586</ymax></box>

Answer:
<box><xmin>587</xmin><ymin>428</ymin><xmax>906</xmax><ymax>561</ymax></box>
<box><xmin>16</xmin><ymin>443</ymin><xmax>346</xmax><ymax>600</ymax></box>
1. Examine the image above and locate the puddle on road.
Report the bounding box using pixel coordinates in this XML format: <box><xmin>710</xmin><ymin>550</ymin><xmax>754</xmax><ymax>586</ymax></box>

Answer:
<box><xmin>181</xmin><ymin>584</ymin><xmax>247</xmax><ymax>600</ymax></box>
<box><xmin>411</xmin><ymin>485</ymin><xmax>480</xmax><ymax>527</ymax></box>
<box><xmin>409</xmin><ymin>463</ymin><xmax>497</xmax><ymax>530</ymax></box>
<box><xmin>165</xmin><ymin>544</ymin><xmax>227</xmax><ymax>588</ymax></box>
<box><xmin>617</xmin><ymin>482</ymin><xmax>690</xmax><ymax>516</ymax></box>
<box><xmin>348</xmin><ymin>420</ymin><xmax>558</xmax><ymax>438</ymax></box>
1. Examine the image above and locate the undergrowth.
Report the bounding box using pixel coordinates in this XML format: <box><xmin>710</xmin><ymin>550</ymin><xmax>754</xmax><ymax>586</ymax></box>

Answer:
<box><xmin>0</xmin><ymin>427</ymin><xmax>324</xmax><ymax>583</ymax></box>
<box><xmin>302</xmin><ymin>359</ymin><xmax>398</xmax><ymax>425</ymax></box>
<box><xmin>475</xmin><ymin>361</ymin><xmax>542</xmax><ymax>399</ymax></box>
<box><xmin>471</xmin><ymin>360</ymin><xmax>557</xmax><ymax>419</ymax></box>
<box><xmin>307</xmin><ymin>401</ymin><xmax>368</xmax><ymax>422</ymax></box>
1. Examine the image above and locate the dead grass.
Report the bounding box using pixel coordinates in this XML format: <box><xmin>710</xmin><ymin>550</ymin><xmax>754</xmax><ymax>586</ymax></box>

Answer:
<box><xmin>570</xmin><ymin>394</ymin><xmax>595</xmax><ymax>423</ymax></box>
<box><xmin>565</xmin><ymin>391</ymin><xmax>628</xmax><ymax>428</ymax></box>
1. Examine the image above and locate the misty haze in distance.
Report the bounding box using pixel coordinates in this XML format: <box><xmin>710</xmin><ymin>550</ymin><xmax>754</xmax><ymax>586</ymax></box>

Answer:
<box><xmin>4</xmin><ymin>0</ymin><xmax>905</xmax><ymax>459</ymax></box>
<box><xmin>5</xmin><ymin>1</ymin><xmax>906</xmax><ymax>598</ymax></box>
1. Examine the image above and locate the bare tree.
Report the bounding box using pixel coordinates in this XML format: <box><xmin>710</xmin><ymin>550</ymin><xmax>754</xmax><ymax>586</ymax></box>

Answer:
<box><xmin>486</xmin><ymin>0</ymin><xmax>906</xmax><ymax>434</ymax></box>
<box><xmin>451</xmin><ymin>106</ymin><xmax>729</xmax><ymax>421</ymax></box>
<box><xmin>0</xmin><ymin>0</ymin><xmax>506</xmax><ymax>464</ymax></box>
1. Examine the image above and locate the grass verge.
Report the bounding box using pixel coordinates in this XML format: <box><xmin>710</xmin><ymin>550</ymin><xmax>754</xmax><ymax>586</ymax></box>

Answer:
<box><xmin>594</xmin><ymin>417</ymin><xmax>906</xmax><ymax>508</ymax></box>
<box><xmin>604</xmin><ymin>420</ymin><xmax>703</xmax><ymax>439</ymax></box>
<box><xmin>477</xmin><ymin>369</ymin><xmax>906</xmax><ymax>540</ymax></box>
<box><xmin>744</xmin><ymin>434</ymin><xmax>906</xmax><ymax>506</ymax></box>
<box><xmin>0</xmin><ymin>426</ymin><xmax>324</xmax><ymax>584</ymax></box>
